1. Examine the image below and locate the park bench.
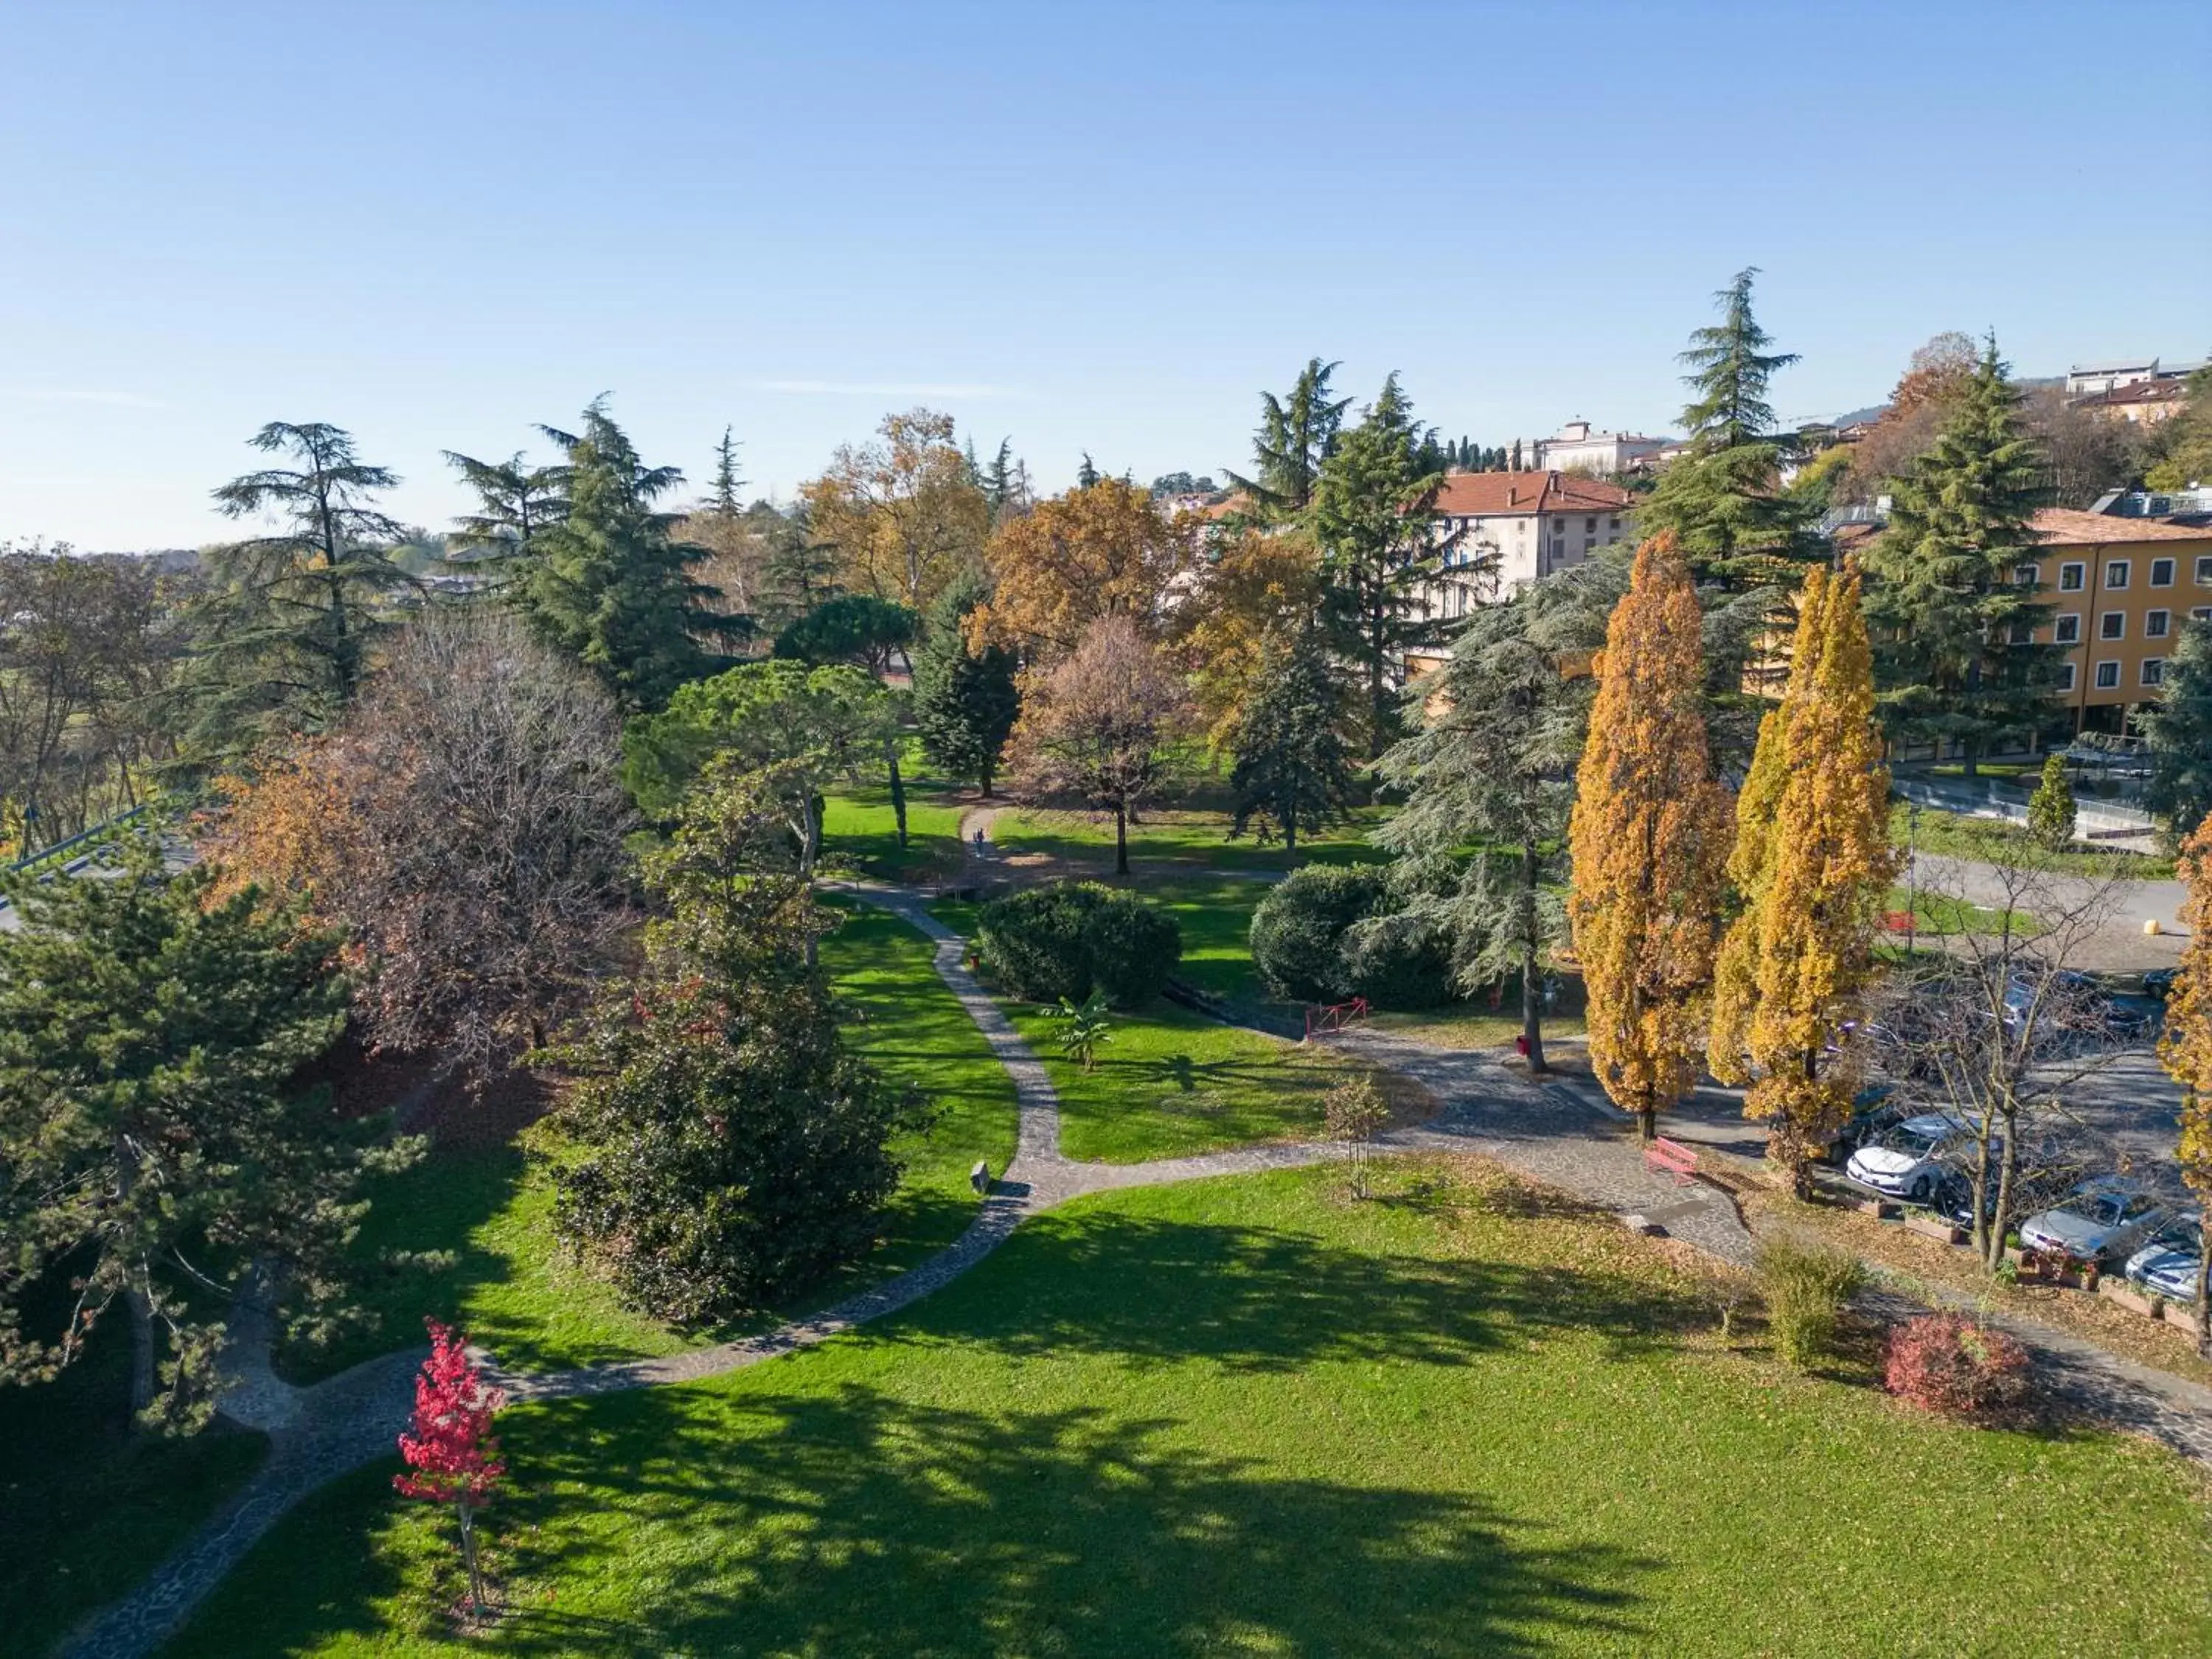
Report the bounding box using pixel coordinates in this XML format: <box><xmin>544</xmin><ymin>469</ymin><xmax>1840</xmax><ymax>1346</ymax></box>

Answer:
<box><xmin>1644</xmin><ymin>1136</ymin><xmax>1699</xmax><ymax>1186</ymax></box>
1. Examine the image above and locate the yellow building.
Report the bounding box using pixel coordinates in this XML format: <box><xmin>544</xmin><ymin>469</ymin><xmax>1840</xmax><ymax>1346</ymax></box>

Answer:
<box><xmin>2019</xmin><ymin>509</ymin><xmax>2212</xmax><ymax>735</ymax></box>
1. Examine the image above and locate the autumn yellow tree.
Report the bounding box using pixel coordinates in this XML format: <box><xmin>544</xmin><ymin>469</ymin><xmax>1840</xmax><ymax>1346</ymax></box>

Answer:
<box><xmin>969</xmin><ymin>476</ymin><xmax>1198</xmax><ymax>661</ymax></box>
<box><xmin>801</xmin><ymin>408</ymin><xmax>990</xmax><ymax>613</ymax></box>
<box><xmin>1172</xmin><ymin>526</ymin><xmax>1324</xmax><ymax>747</ymax></box>
<box><xmin>1709</xmin><ymin>565</ymin><xmax>1899</xmax><ymax>1186</ymax></box>
<box><xmin>2157</xmin><ymin>814</ymin><xmax>2212</xmax><ymax>1354</ymax></box>
<box><xmin>1568</xmin><ymin>534</ymin><xmax>1733</xmax><ymax>1140</ymax></box>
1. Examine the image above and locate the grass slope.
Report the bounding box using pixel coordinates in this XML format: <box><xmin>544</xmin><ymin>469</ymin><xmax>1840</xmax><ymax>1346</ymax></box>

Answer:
<box><xmin>165</xmin><ymin>1159</ymin><xmax>2212</xmax><ymax>1658</ymax></box>
<box><xmin>821</xmin><ymin>788</ymin><xmax>967</xmax><ymax>884</ymax></box>
<box><xmin>991</xmin><ymin>806</ymin><xmax>1387</xmax><ymax>874</ymax></box>
<box><xmin>1892</xmin><ymin>801</ymin><xmax>2174</xmax><ymax>881</ymax></box>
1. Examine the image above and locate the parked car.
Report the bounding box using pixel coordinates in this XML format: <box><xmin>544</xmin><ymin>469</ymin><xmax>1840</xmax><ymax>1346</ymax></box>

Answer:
<box><xmin>2003</xmin><ymin>970</ymin><xmax>2155</xmax><ymax>1046</ymax></box>
<box><xmin>2125</xmin><ymin>1214</ymin><xmax>2204</xmax><ymax>1308</ymax></box>
<box><xmin>1846</xmin><ymin>1114</ymin><xmax>1980</xmax><ymax>1203</ymax></box>
<box><xmin>2141</xmin><ymin>967</ymin><xmax>2178</xmax><ymax>1002</ymax></box>
<box><xmin>1816</xmin><ymin>1085</ymin><xmax>1908</xmax><ymax>1168</ymax></box>
<box><xmin>2017</xmin><ymin>1181</ymin><xmax>2172</xmax><ymax>1265</ymax></box>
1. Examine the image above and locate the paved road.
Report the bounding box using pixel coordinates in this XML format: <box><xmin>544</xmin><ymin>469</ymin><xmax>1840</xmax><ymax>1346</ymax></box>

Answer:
<box><xmin>1905</xmin><ymin>851</ymin><xmax>2189</xmax><ymax>972</ymax></box>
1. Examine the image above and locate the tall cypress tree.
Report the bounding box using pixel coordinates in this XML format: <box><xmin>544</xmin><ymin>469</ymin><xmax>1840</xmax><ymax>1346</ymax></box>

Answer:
<box><xmin>1861</xmin><ymin>338</ymin><xmax>2057</xmax><ymax>774</ymax></box>
<box><xmin>1226</xmin><ymin>357</ymin><xmax>1352</xmax><ymax>521</ymax></box>
<box><xmin>1638</xmin><ymin>268</ymin><xmax>1824</xmax><ymax>587</ymax></box>
<box><xmin>1228</xmin><ymin>627</ymin><xmax>1355</xmax><ymax>853</ymax></box>
<box><xmin>914</xmin><ymin>568</ymin><xmax>1020</xmax><ymax>796</ymax></box>
<box><xmin>1312</xmin><ymin>374</ymin><xmax>1455</xmax><ymax>757</ymax></box>
<box><xmin>709</xmin><ymin>426</ymin><xmax>745</xmax><ymax>515</ymax></box>
<box><xmin>512</xmin><ymin>400</ymin><xmax>723</xmax><ymax>712</ymax></box>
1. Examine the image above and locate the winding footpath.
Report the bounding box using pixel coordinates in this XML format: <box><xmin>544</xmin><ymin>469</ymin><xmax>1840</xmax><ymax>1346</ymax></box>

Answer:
<box><xmin>57</xmin><ymin>882</ymin><xmax>2212</xmax><ymax>1657</ymax></box>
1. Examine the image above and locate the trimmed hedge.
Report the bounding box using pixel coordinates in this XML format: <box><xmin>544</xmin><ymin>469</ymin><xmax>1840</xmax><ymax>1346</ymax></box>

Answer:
<box><xmin>975</xmin><ymin>882</ymin><xmax>1181</xmax><ymax>1009</ymax></box>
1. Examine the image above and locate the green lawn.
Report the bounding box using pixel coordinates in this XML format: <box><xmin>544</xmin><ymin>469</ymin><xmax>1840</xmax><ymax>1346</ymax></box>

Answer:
<box><xmin>1891</xmin><ymin>801</ymin><xmax>2174</xmax><ymax>880</ymax></box>
<box><xmin>0</xmin><ymin>1312</ymin><xmax>268</xmax><ymax>1658</ymax></box>
<box><xmin>1006</xmin><ymin>997</ymin><xmax>1383</xmax><ymax>1163</ymax></box>
<box><xmin>991</xmin><ymin>806</ymin><xmax>1389</xmax><ymax>875</ymax></box>
<box><xmin>286</xmin><ymin>902</ymin><xmax>1018</xmax><ymax>1384</ymax></box>
<box><xmin>821</xmin><ymin>787</ymin><xmax>968</xmax><ymax>884</ymax></box>
<box><xmin>163</xmin><ymin>1159</ymin><xmax>2212</xmax><ymax>1658</ymax></box>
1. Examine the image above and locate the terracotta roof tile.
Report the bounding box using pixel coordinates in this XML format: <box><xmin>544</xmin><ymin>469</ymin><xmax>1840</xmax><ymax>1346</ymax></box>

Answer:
<box><xmin>1431</xmin><ymin>470</ymin><xmax>1637</xmax><ymax>517</ymax></box>
<box><xmin>2031</xmin><ymin>508</ymin><xmax>2212</xmax><ymax>546</ymax></box>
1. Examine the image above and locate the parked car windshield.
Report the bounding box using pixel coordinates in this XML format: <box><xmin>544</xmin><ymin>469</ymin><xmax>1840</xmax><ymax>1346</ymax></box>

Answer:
<box><xmin>1878</xmin><ymin>1123</ymin><xmax>1952</xmax><ymax>1156</ymax></box>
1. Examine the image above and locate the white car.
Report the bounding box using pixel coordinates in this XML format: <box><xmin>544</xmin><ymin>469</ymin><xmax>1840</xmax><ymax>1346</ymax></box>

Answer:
<box><xmin>2124</xmin><ymin>1214</ymin><xmax>2202</xmax><ymax>1304</ymax></box>
<box><xmin>1845</xmin><ymin>1113</ymin><xmax>1978</xmax><ymax>1204</ymax></box>
<box><xmin>2019</xmin><ymin>1181</ymin><xmax>2171</xmax><ymax>1266</ymax></box>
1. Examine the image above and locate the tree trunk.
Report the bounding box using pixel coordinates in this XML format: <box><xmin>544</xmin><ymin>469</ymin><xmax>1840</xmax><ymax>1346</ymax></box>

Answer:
<box><xmin>1114</xmin><ymin>803</ymin><xmax>1129</xmax><ymax>875</ymax></box>
<box><xmin>2197</xmin><ymin>1245</ymin><xmax>2211</xmax><ymax>1360</ymax></box>
<box><xmin>1519</xmin><ymin>844</ymin><xmax>1546</xmax><ymax>1075</ymax></box>
<box><xmin>886</xmin><ymin>746</ymin><xmax>908</xmax><ymax>848</ymax></box>
<box><xmin>799</xmin><ymin>797</ymin><xmax>821</xmax><ymax>970</ymax></box>
<box><xmin>125</xmin><ymin>1273</ymin><xmax>156</xmax><ymax>1420</ymax></box>
<box><xmin>1638</xmin><ymin>1102</ymin><xmax>1656</xmax><ymax>1142</ymax></box>
<box><xmin>980</xmin><ymin>755</ymin><xmax>994</xmax><ymax>799</ymax></box>
<box><xmin>1989</xmin><ymin>1113</ymin><xmax>2022</xmax><ymax>1274</ymax></box>
<box><xmin>459</xmin><ymin>1501</ymin><xmax>487</xmax><ymax>1614</ymax></box>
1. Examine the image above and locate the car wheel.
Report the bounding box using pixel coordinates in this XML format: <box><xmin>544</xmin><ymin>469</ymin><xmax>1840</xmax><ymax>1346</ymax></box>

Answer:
<box><xmin>1909</xmin><ymin>1175</ymin><xmax>1932</xmax><ymax>1204</ymax></box>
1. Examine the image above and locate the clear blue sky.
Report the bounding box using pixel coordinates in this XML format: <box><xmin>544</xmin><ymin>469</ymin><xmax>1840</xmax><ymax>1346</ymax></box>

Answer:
<box><xmin>2</xmin><ymin>0</ymin><xmax>2206</xmax><ymax>549</ymax></box>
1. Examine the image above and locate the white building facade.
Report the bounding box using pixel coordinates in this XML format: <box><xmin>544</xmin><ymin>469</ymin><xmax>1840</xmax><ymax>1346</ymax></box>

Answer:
<box><xmin>1532</xmin><ymin>420</ymin><xmax>1666</xmax><ymax>476</ymax></box>
<box><xmin>1414</xmin><ymin>471</ymin><xmax>1638</xmax><ymax>654</ymax></box>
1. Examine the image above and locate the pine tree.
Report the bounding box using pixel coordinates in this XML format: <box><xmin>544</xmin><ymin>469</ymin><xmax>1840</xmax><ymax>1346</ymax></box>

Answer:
<box><xmin>0</xmin><ymin>838</ymin><xmax>408</xmax><ymax>1429</ymax></box>
<box><xmin>2143</xmin><ymin>616</ymin><xmax>2212</xmax><ymax>843</ymax></box>
<box><xmin>1077</xmin><ymin>452</ymin><xmax>1102</xmax><ymax>488</ymax></box>
<box><xmin>1568</xmin><ymin>535</ymin><xmax>1734</xmax><ymax>1139</ymax></box>
<box><xmin>981</xmin><ymin>438</ymin><xmax>1027</xmax><ymax>517</ymax></box>
<box><xmin>1228</xmin><ymin>627</ymin><xmax>1356</xmax><ymax>853</ymax></box>
<box><xmin>2027</xmin><ymin>752</ymin><xmax>2077</xmax><ymax>849</ymax></box>
<box><xmin>1509</xmin><ymin>438</ymin><xmax>1523</xmax><ymax>471</ymax></box>
<box><xmin>709</xmin><ymin>426</ymin><xmax>745</xmax><ymax>515</ymax></box>
<box><xmin>442</xmin><ymin>449</ymin><xmax>571</xmax><ymax>565</ymax></box>
<box><xmin>914</xmin><ymin>568</ymin><xmax>1020</xmax><ymax>795</ymax></box>
<box><xmin>1708</xmin><ymin>566</ymin><xmax>1898</xmax><ymax>1183</ymax></box>
<box><xmin>1225</xmin><ymin>357</ymin><xmax>1352</xmax><ymax>521</ymax></box>
<box><xmin>512</xmin><ymin>400</ymin><xmax>723</xmax><ymax>712</ymax></box>
<box><xmin>2158</xmin><ymin>814</ymin><xmax>2212</xmax><ymax>1354</ymax></box>
<box><xmin>1376</xmin><ymin>557</ymin><xmax>1617</xmax><ymax>1071</ymax></box>
<box><xmin>1861</xmin><ymin>338</ymin><xmax>2058</xmax><ymax>774</ymax></box>
<box><xmin>757</xmin><ymin>501</ymin><xmax>843</xmax><ymax>629</ymax></box>
<box><xmin>1313</xmin><ymin>374</ymin><xmax>1456</xmax><ymax>758</ymax></box>
<box><xmin>1638</xmin><ymin>268</ymin><xmax>1824</xmax><ymax>588</ymax></box>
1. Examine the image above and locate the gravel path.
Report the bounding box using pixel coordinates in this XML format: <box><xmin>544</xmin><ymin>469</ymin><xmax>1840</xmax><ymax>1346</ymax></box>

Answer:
<box><xmin>60</xmin><ymin>880</ymin><xmax>2212</xmax><ymax>1656</ymax></box>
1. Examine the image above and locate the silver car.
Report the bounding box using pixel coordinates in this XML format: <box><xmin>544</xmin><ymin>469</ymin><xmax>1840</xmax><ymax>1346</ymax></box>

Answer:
<box><xmin>2018</xmin><ymin>1182</ymin><xmax>2171</xmax><ymax>1265</ymax></box>
<box><xmin>2125</xmin><ymin>1214</ymin><xmax>2204</xmax><ymax>1307</ymax></box>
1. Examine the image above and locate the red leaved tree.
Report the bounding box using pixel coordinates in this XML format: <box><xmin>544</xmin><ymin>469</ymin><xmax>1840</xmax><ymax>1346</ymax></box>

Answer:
<box><xmin>394</xmin><ymin>1320</ymin><xmax>507</xmax><ymax>1615</ymax></box>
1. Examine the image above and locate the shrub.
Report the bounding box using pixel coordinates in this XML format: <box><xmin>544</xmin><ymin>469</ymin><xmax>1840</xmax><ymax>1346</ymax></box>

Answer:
<box><xmin>975</xmin><ymin>882</ymin><xmax>1180</xmax><ymax>1007</ymax></box>
<box><xmin>1756</xmin><ymin>1236</ymin><xmax>1866</xmax><ymax>1369</ymax></box>
<box><xmin>1081</xmin><ymin>892</ymin><xmax>1182</xmax><ymax>1007</ymax></box>
<box><xmin>1249</xmin><ymin>865</ymin><xmax>1388</xmax><ymax>1004</ymax></box>
<box><xmin>1341</xmin><ymin>911</ymin><xmax>1455</xmax><ymax>1010</ymax></box>
<box><xmin>976</xmin><ymin>883</ymin><xmax>1102</xmax><ymax>1003</ymax></box>
<box><xmin>1884</xmin><ymin>1312</ymin><xmax>2031</xmax><ymax>1419</ymax></box>
<box><xmin>2027</xmin><ymin>753</ymin><xmax>2076</xmax><ymax>850</ymax></box>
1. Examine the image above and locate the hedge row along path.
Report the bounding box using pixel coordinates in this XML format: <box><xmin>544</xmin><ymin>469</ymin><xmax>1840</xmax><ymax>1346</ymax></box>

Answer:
<box><xmin>58</xmin><ymin>883</ymin><xmax>2212</xmax><ymax>1657</ymax></box>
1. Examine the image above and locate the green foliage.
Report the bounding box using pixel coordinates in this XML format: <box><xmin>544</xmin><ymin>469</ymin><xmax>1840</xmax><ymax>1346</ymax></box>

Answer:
<box><xmin>914</xmin><ymin>568</ymin><xmax>1020</xmax><ymax>794</ymax></box>
<box><xmin>973</xmin><ymin>881</ymin><xmax>1181</xmax><ymax>1009</ymax></box>
<box><xmin>1224</xmin><ymin>356</ymin><xmax>1351</xmax><ymax>521</ymax></box>
<box><xmin>1863</xmin><ymin>339</ymin><xmax>2059</xmax><ymax>767</ymax></box>
<box><xmin>179</xmin><ymin>421</ymin><xmax>411</xmax><ymax>759</ymax></box>
<box><xmin>2025</xmin><ymin>753</ymin><xmax>2077</xmax><ymax>849</ymax></box>
<box><xmin>1249</xmin><ymin>864</ymin><xmax>1388</xmax><ymax>1004</ymax></box>
<box><xmin>773</xmin><ymin>594</ymin><xmax>917</xmax><ymax>678</ymax></box>
<box><xmin>2143</xmin><ymin>366</ymin><xmax>2212</xmax><ymax>491</ymax></box>
<box><xmin>440</xmin><ymin>448</ymin><xmax>570</xmax><ymax>564</ymax></box>
<box><xmin>622</xmin><ymin>658</ymin><xmax>893</xmax><ymax>824</ymax></box>
<box><xmin>509</xmin><ymin>400</ymin><xmax>723</xmax><ymax>712</ymax></box>
<box><xmin>1046</xmin><ymin>990</ymin><xmax>1113</xmax><ymax>1072</ymax></box>
<box><xmin>546</xmin><ymin>778</ymin><xmax>923</xmax><ymax>1324</ymax></box>
<box><xmin>1322</xmin><ymin>1074</ymin><xmax>1391</xmax><ymax>1199</ymax></box>
<box><xmin>1314</xmin><ymin>374</ymin><xmax>1453</xmax><ymax>756</ymax></box>
<box><xmin>2143</xmin><ymin>616</ymin><xmax>2212</xmax><ymax>842</ymax></box>
<box><xmin>0</xmin><ymin>837</ymin><xmax>411</xmax><ymax>1429</ymax></box>
<box><xmin>1228</xmin><ymin>627</ymin><xmax>1356</xmax><ymax>852</ymax></box>
<box><xmin>1637</xmin><ymin>269</ymin><xmax>1824</xmax><ymax>587</ymax></box>
<box><xmin>1754</xmin><ymin>1237</ymin><xmax>1865</xmax><ymax>1371</ymax></box>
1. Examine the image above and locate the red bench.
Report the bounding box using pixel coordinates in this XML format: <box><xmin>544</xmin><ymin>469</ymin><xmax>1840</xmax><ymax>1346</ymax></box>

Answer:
<box><xmin>1644</xmin><ymin>1136</ymin><xmax>1699</xmax><ymax>1185</ymax></box>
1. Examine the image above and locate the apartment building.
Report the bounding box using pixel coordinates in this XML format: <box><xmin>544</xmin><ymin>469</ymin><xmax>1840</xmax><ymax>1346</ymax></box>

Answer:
<box><xmin>1533</xmin><ymin>421</ymin><xmax>1666</xmax><ymax>476</ymax></box>
<box><xmin>2020</xmin><ymin>509</ymin><xmax>2212</xmax><ymax>735</ymax></box>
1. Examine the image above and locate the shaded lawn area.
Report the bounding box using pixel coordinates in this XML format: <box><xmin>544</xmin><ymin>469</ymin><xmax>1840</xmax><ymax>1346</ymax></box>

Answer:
<box><xmin>1005</xmin><ymin>997</ymin><xmax>1408</xmax><ymax>1163</ymax></box>
<box><xmin>285</xmin><ymin>905</ymin><xmax>1018</xmax><ymax>1384</ymax></box>
<box><xmin>0</xmin><ymin>1309</ymin><xmax>268</xmax><ymax>1658</ymax></box>
<box><xmin>992</xmin><ymin>805</ymin><xmax>1389</xmax><ymax>875</ymax></box>
<box><xmin>165</xmin><ymin>1159</ymin><xmax>2212</xmax><ymax>1658</ymax></box>
<box><xmin>821</xmin><ymin>787</ymin><xmax>967</xmax><ymax>884</ymax></box>
<box><xmin>1370</xmin><ymin>1000</ymin><xmax>1590</xmax><ymax>1051</ymax></box>
<box><xmin>1891</xmin><ymin>801</ymin><xmax>2174</xmax><ymax>881</ymax></box>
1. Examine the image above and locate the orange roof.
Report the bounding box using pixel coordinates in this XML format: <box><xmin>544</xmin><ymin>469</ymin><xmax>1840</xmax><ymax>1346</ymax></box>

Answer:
<box><xmin>2073</xmin><ymin>380</ymin><xmax>2189</xmax><ymax>408</ymax></box>
<box><xmin>1432</xmin><ymin>470</ymin><xmax>1636</xmax><ymax>517</ymax></box>
<box><xmin>2030</xmin><ymin>509</ymin><xmax>2212</xmax><ymax>547</ymax></box>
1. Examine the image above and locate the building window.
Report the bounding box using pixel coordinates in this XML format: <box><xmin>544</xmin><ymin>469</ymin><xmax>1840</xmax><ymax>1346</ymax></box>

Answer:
<box><xmin>2194</xmin><ymin>607</ymin><xmax>2212</xmax><ymax>624</ymax></box>
<box><xmin>2054</xmin><ymin>613</ymin><xmax>2081</xmax><ymax>644</ymax></box>
<box><xmin>2061</xmin><ymin>562</ymin><xmax>2087</xmax><ymax>591</ymax></box>
<box><xmin>2153</xmin><ymin>557</ymin><xmax>2177</xmax><ymax>587</ymax></box>
<box><xmin>2056</xmin><ymin>661</ymin><xmax>2077</xmax><ymax>691</ymax></box>
<box><xmin>1585</xmin><ymin>518</ymin><xmax>1597</xmax><ymax>533</ymax></box>
<box><xmin>2014</xmin><ymin>563</ymin><xmax>2040</xmax><ymax>587</ymax></box>
<box><xmin>1609</xmin><ymin>516</ymin><xmax>1621</xmax><ymax>529</ymax></box>
<box><xmin>2143</xmin><ymin>658</ymin><xmax>2166</xmax><ymax>687</ymax></box>
<box><xmin>2096</xmin><ymin>661</ymin><xmax>2121</xmax><ymax>689</ymax></box>
<box><xmin>2107</xmin><ymin>560</ymin><xmax>2130</xmax><ymax>589</ymax></box>
<box><xmin>2100</xmin><ymin>611</ymin><xmax>2126</xmax><ymax>641</ymax></box>
<box><xmin>2149</xmin><ymin>609</ymin><xmax>2171</xmax><ymax>639</ymax></box>
<box><xmin>2197</xmin><ymin>556</ymin><xmax>2212</xmax><ymax>585</ymax></box>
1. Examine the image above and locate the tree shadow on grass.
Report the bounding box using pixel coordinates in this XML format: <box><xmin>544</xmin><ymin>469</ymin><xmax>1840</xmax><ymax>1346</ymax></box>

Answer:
<box><xmin>886</xmin><ymin>1209</ymin><xmax>1708</xmax><ymax>1373</ymax></box>
<box><xmin>456</xmin><ymin>1387</ymin><xmax>1655</xmax><ymax>1658</ymax></box>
